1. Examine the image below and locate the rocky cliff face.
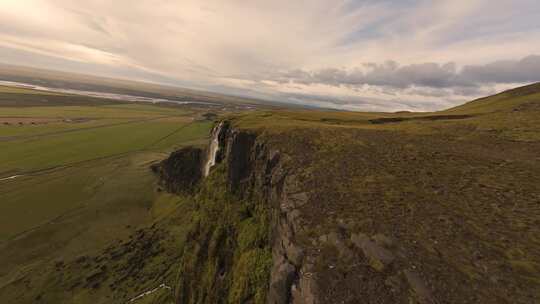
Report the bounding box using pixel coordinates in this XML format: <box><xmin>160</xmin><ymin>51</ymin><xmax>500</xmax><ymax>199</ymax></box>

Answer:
<box><xmin>162</xmin><ymin>121</ymin><xmax>440</xmax><ymax>304</ymax></box>
<box><xmin>191</xmin><ymin>121</ymin><xmax>330</xmax><ymax>304</ymax></box>
<box><xmin>152</xmin><ymin>147</ymin><xmax>204</xmax><ymax>194</ymax></box>
<box><xmin>155</xmin><ymin>121</ymin><xmax>310</xmax><ymax>304</ymax></box>
<box><xmin>159</xmin><ymin>114</ymin><xmax>540</xmax><ymax>304</ymax></box>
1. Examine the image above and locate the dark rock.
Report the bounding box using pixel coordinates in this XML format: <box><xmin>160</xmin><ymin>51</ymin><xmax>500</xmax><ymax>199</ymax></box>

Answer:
<box><xmin>75</xmin><ymin>255</ymin><xmax>88</xmax><ymax>264</ymax></box>
<box><xmin>54</xmin><ymin>260</ymin><xmax>64</xmax><ymax>269</ymax></box>
<box><xmin>268</xmin><ymin>258</ymin><xmax>297</xmax><ymax>304</ymax></box>
<box><xmin>154</xmin><ymin>147</ymin><xmax>204</xmax><ymax>194</ymax></box>
<box><xmin>227</xmin><ymin>130</ymin><xmax>257</xmax><ymax>194</ymax></box>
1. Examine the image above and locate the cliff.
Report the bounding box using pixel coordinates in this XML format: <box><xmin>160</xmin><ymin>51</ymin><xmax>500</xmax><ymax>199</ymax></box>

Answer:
<box><xmin>154</xmin><ymin>83</ymin><xmax>540</xmax><ymax>304</ymax></box>
<box><xmin>152</xmin><ymin>147</ymin><xmax>204</xmax><ymax>194</ymax></box>
<box><xmin>187</xmin><ymin>121</ymin><xmax>442</xmax><ymax>304</ymax></box>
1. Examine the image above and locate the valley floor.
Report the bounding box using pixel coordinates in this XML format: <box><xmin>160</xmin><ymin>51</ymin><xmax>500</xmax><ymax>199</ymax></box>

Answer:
<box><xmin>0</xmin><ymin>89</ymin><xmax>213</xmax><ymax>303</ymax></box>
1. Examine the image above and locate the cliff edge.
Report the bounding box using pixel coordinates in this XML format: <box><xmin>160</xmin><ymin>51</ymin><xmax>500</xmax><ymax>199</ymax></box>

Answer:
<box><xmin>155</xmin><ymin>82</ymin><xmax>540</xmax><ymax>303</ymax></box>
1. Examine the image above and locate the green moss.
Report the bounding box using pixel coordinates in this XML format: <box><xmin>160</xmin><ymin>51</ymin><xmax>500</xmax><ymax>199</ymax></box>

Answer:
<box><xmin>176</xmin><ymin>163</ymin><xmax>272</xmax><ymax>304</ymax></box>
<box><xmin>229</xmin><ymin>249</ymin><xmax>273</xmax><ymax>304</ymax></box>
<box><xmin>237</xmin><ymin>208</ymin><xmax>269</xmax><ymax>251</ymax></box>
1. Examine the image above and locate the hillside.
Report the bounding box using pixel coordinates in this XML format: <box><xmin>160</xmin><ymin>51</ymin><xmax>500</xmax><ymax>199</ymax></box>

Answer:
<box><xmin>158</xmin><ymin>83</ymin><xmax>540</xmax><ymax>303</ymax></box>
<box><xmin>448</xmin><ymin>82</ymin><xmax>540</xmax><ymax>114</ymax></box>
<box><xmin>1</xmin><ymin>83</ymin><xmax>539</xmax><ymax>304</ymax></box>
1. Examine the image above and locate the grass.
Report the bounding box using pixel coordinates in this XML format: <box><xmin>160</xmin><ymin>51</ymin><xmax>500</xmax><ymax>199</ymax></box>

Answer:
<box><xmin>228</xmin><ymin>82</ymin><xmax>540</xmax><ymax>144</ymax></box>
<box><xmin>213</xmin><ymin>82</ymin><xmax>540</xmax><ymax>303</ymax></box>
<box><xmin>0</xmin><ymin>118</ymin><xmax>129</xmax><ymax>138</ymax></box>
<box><xmin>0</xmin><ymin>101</ymin><xmax>211</xmax><ymax>239</ymax></box>
<box><xmin>176</xmin><ymin>164</ymin><xmax>272</xmax><ymax>304</ymax></box>
<box><xmin>0</xmin><ymin>88</ymin><xmax>214</xmax><ymax>303</ymax></box>
<box><xmin>0</xmin><ymin>104</ymin><xmax>210</xmax><ymax>174</ymax></box>
<box><xmin>1</xmin><ymin>81</ymin><xmax>539</xmax><ymax>303</ymax></box>
<box><xmin>0</xmin><ymin>153</ymin><xmax>153</xmax><ymax>241</ymax></box>
<box><xmin>0</xmin><ymin>104</ymin><xmax>182</xmax><ymax>118</ymax></box>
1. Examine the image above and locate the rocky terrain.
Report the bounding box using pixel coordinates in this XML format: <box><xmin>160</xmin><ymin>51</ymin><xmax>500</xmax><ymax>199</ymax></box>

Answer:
<box><xmin>152</xmin><ymin>82</ymin><xmax>540</xmax><ymax>303</ymax></box>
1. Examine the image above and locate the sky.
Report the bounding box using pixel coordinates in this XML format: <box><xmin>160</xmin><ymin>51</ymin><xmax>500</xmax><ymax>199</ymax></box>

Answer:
<box><xmin>1</xmin><ymin>0</ymin><xmax>539</xmax><ymax>111</ymax></box>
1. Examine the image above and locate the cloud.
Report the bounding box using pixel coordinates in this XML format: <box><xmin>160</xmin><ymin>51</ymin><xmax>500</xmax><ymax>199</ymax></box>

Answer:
<box><xmin>0</xmin><ymin>0</ymin><xmax>539</xmax><ymax>111</ymax></box>
<box><xmin>460</xmin><ymin>55</ymin><xmax>540</xmax><ymax>84</ymax></box>
<box><xmin>275</xmin><ymin>55</ymin><xmax>540</xmax><ymax>91</ymax></box>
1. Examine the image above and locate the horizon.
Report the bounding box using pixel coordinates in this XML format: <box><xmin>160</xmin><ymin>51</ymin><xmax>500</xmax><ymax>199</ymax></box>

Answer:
<box><xmin>1</xmin><ymin>0</ymin><xmax>540</xmax><ymax>111</ymax></box>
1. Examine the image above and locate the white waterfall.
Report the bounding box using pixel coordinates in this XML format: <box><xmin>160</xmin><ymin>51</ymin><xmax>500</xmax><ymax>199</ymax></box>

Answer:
<box><xmin>203</xmin><ymin>122</ymin><xmax>224</xmax><ymax>177</ymax></box>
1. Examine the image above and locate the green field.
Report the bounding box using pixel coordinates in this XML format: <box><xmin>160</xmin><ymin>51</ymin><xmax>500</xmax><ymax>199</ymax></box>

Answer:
<box><xmin>0</xmin><ymin>94</ymin><xmax>212</xmax><ymax>238</ymax></box>
<box><xmin>0</xmin><ymin>87</ymin><xmax>213</xmax><ymax>303</ymax></box>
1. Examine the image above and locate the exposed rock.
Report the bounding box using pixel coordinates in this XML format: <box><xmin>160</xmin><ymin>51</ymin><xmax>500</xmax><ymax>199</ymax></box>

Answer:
<box><xmin>154</xmin><ymin>147</ymin><xmax>204</xmax><ymax>194</ymax></box>
<box><xmin>351</xmin><ymin>233</ymin><xmax>395</xmax><ymax>272</ymax></box>
<box><xmin>283</xmin><ymin>192</ymin><xmax>309</xmax><ymax>211</ymax></box>
<box><xmin>291</xmin><ymin>260</ymin><xmax>318</xmax><ymax>304</ymax></box>
<box><xmin>268</xmin><ymin>257</ymin><xmax>296</xmax><ymax>304</ymax></box>
<box><xmin>373</xmin><ymin>233</ymin><xmax>395</xmax><ymax>248</ymax></box>
<box><xmin>227</xmin><ymin>130</ymin><xmax>257</xmax><ymax>195</ymax></box>
<box><xmin>404</xmin><ymin>270</ymin><xmax>435</xmax><ymax>304</ymax></box>
<box><xmin>319</xmin><ymin>231</ymin><xmax>355</xmax><ymax>263</ymax></box>
<box><xmin>385</xmin><ymin>274</ymin><xmax>405</xmax><ymax>294</ymax></box>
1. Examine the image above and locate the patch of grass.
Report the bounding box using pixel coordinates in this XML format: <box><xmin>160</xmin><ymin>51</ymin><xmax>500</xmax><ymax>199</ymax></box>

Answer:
<box><xmin>0</xmin><ymin>117</ymin><xmax>206</xmax><ymax>174</ymax></box>
<box><xmin>0</xmin><ymin>103</ymin><xmax>184</xmax><ymax>119</ymax></box>
<box><xmin>0</xmin><ymin>96</ymin><xmax>213</xmax><ymax>303</ymax></box>
<box><xmin>149</xmin><ymin>121</ymin><xmax>213</xmax><ymax>151</ymax></box>
<box><xmin>229</xmin><ymin>248</ymin><xmax>273</xmax><ymax>304</ymax></box>
<box><xmin>176</xmin><ymin>164</ymin><xmax>272</xmax><ymax>304</ymax></box>
<box><xmin>0</xmin><ymin>118</ymin><xmax>129</xmax><ymax>138</ymax></box>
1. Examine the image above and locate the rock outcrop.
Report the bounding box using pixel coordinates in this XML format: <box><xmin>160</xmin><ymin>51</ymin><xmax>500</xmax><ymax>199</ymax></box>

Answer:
<box><xmin>164</xmin><ymin>121</ymin><xmax>438</xmax><ymax>304</ymax></box>
<box><xmin>198</xmin><ymin>122</ymin><xmax>315</xmax><ymax>304</ymax></box>
<box><xmin>160</xmin><ymin>114</ymin><xmax>540</xmax><ymax>304</ymax></box>
<box><xmin>152</xmin><ymin>146</ymin><xmax>204</xmax><ymax>194</ymax></box>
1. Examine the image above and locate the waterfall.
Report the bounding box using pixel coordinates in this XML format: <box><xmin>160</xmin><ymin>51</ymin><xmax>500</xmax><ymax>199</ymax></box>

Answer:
<box><xmin>203</xmin><ymin>122</ymin><xmax>224</xmax><ymax>177</ymax></box>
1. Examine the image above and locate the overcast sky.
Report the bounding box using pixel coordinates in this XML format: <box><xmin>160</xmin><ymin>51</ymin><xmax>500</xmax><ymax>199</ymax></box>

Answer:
<box><xmin>1</xmin><ymin>0</ymin><xmax>539</xmax><ymax>111</ymax></box>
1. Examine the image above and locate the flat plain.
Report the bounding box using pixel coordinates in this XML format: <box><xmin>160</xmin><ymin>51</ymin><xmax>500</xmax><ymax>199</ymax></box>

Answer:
<box><xmin>0</xmin><ymin>86</ymin><xmax>212</xmax><ymax>303</ymax></box>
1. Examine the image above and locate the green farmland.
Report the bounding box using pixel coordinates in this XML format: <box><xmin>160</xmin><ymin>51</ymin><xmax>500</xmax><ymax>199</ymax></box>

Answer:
<box><xmin>0</xmin><ymin>87</ymin><xmax>213</xmax><ymax>303</ymax></box>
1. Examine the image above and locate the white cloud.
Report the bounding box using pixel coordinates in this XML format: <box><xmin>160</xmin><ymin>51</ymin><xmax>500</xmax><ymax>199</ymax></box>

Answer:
<box><xmin>0</xmin><ymin>0</ymin><xmax>539</xmax><ymax>111</ymax></box>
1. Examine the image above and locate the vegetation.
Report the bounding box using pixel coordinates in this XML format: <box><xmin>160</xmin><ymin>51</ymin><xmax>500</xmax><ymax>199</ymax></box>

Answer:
<box><xmin>218</xmin><ymin>82</ymin><xmax>540</xmax><ymax>303</ymax></box>
<box><xmin>0</xmin><ymin>87</ymin><xmax>212</xmax><ymax>303</ymax></box>
<box><xmin>229</xmin><ymin>81</ymin><xmax>540</xmax><ymax>145</ymax></box>
<box><xmin>1</xmin><ymin>81</ymin><xmax>539</xmax><ymax>303</ymax></box>
<box><xmin>176</xmin><ymin>164</ymin><xmax>272</xmax><ymax>304</ymax></box>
